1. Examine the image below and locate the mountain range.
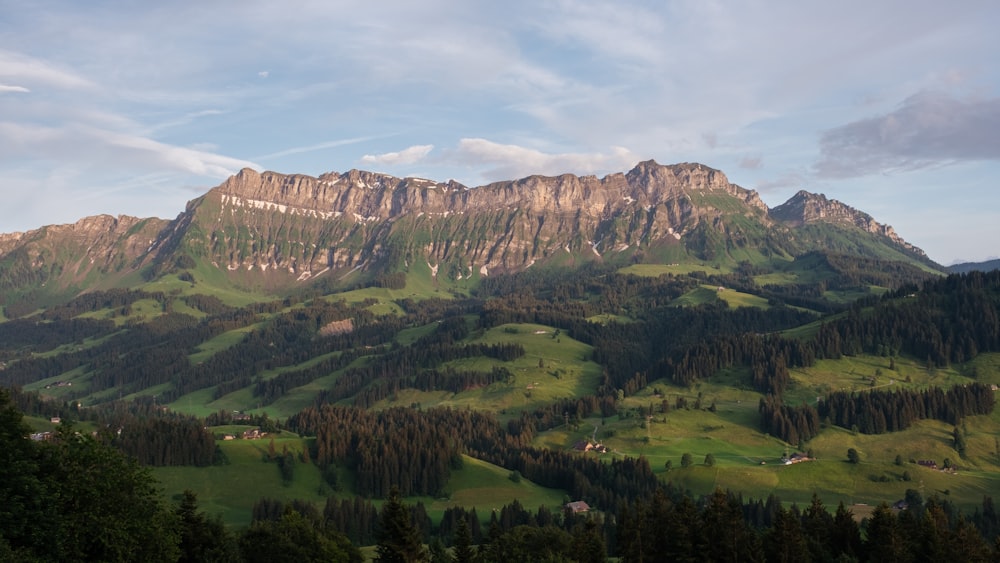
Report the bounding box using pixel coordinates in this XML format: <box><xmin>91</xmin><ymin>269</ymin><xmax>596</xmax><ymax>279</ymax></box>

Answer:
<box><xmin>0</xmin><ymin>160</ymin><xmax>941</xmax><ymax>311</ymax></box>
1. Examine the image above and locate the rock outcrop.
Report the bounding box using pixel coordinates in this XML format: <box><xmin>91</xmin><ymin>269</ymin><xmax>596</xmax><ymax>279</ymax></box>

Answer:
<box><xmin>0</xmin><ymin>160</ymin><xmax>933</xmax><ymax>297</ymax></box>
<box><xmin>770</xmin><ymin>191</ymin><xmax>924</xmax><ymax>256</ymax></box>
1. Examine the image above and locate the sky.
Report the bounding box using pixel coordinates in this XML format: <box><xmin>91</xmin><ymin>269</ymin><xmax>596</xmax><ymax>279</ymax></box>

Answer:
<box><xmin>1</xmin><ymin>1</ymin><xmax>998</xmax><ymax>265</ymax></box>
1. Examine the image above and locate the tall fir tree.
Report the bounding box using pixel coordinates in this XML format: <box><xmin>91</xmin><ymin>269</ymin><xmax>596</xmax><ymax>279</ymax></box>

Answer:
<box><xmin>376</xmin><ymin>486</ymin><xmax>427</xmax><ymax>563</ymax></box>
<box><xmin>452</xmin><ymin>517</ymin><xmax>475</xmax><ymax>563</ymax></box>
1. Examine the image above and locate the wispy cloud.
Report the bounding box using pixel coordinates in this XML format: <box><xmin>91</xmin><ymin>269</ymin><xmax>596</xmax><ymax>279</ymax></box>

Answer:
<box><xmin>0</xmin><ymin>84</ymin><xmax>30</xmax><ymax>93</ymax></box>
<box><xmin>447</xmin><ymin>138</ymin><xmax>639</xmax><ymax>181</ymax></box>
<box><xmin>755</xmin><ymin>172</ymin><xmax>809</xmax><ymax>192</ymax></box>
<box><xmin>257</xmin><ymin>136</ymin><xmax>385</xmax><ymax>161</ymax></box>
<box><xmin>0</xmin><ymin>122</ymin><xmax>259</xmax><ymax>177</ymax></box>
<box><xmin>815</xmin><ymin>91</ymin><xmax>1000</xmax><ymax>178</ymax></box>
<box><xmin>362</xmin><ymin>145</ymin><xmax>434</xmax><ymax>166</ymax></box>
<box><xmin>0</xmin><ymin>50</ymin><xmax>95</xmax><ymax>90</ymax></box>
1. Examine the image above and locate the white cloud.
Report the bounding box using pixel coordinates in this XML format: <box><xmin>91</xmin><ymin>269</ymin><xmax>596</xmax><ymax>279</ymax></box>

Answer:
<box><xmin>0</xmin><ymin>121</ymin><xmax>259</xmax><ymax>178</ymax></box>
<box><xmin>361</xmin><ymin>145</ymin><xmax>434</xmax><ymax>166</ymax></box>
<box><xmin>0</xmin><ymin>50</ymin><xmax>95</xmax><ymax>90</ymax></box>
<box><xmin>448</xmin><ymin>138</ymin><xmax>639</xmax><ymax>181</ymax></box>
<box><xmin>815</xmin><ymin>91</ymin><xmax>1000</xmax><ymax>178</ymax></box>
<box><xmin>97</xmin><ymin>130</ymin><xmax>260</xmax><ymax>177</ymax></box>
<box><xmin>0</xmin><ymin>84</ymin><xmax>29</xmax><ymax>93</ymax></box>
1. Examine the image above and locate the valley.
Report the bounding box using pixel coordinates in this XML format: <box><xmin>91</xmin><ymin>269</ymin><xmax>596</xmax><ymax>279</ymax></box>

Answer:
<box><xmin>2</xmin><ymin>162</ymin><xmax>999</xmax><ymax>560</ymax></box>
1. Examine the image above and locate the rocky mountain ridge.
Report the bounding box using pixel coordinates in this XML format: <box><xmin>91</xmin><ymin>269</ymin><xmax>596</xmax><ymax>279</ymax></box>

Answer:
<box><xmin>770</xmin><ymin>190</ymin><xmax>919</xmax><ymax>254</ymax></box>
<box><xmin>0</xmin><ymin>160</ymin><xmax>937</xmax><ymax>301</ymax></box>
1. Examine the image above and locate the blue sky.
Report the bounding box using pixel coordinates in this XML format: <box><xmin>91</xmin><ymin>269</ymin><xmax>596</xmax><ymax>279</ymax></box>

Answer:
<box><xmin>1</xmin><ymin>1</ymin><xmax>998</xmax><ymax>264</ymax></box>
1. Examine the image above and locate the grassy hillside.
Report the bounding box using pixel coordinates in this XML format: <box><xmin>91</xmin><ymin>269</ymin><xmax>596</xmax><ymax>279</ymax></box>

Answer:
<box><xmin>153</xmin><ymin>438</ymin><xmax>568</xmax><ymax>528</ymax></box>
<box><xmin>6</xmin><ymin>259</ymin><xmax>998</xmax><ymax>543</ymax></box>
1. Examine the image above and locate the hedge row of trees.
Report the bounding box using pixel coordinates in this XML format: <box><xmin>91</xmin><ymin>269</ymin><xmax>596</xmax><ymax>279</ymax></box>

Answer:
<box><xmin>618</xmin><ymin>488</ymin><xmax>997</xmax><ymax>562</ymax></box>
<box><xmin>287</xmin><ymin>403</ymin><xmax>659</xmax><ymax>514</ymax></box>
<box><xmin>759</xmin><ymin>383</ymin><xmax>996</xmax><ymax>444</ymax></box>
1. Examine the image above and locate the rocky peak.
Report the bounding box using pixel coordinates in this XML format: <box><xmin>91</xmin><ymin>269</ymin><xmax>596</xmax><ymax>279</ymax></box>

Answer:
<box><xmin>771</xmin><ymin>191</ymin><xmax>868</xmax><ymax>227</ymax></box>
<box><xmin>0</xmin><ymin>160</ymin><xmax>933</xmax><ymax>295</ymax></box>
<box><xmin>770</xmin><ymin>191</ymin><xmax>922</xmax><ymax>255</ymax></box>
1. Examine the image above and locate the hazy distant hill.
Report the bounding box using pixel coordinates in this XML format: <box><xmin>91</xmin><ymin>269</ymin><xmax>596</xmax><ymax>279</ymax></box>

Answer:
<box><xmin>949</xmin><ymin>259</ymin><xmax>1000</xmax><ymax>274</ymax></box>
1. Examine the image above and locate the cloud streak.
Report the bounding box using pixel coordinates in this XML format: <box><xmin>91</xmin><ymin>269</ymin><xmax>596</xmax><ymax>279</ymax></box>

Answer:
<box><xmin>815</xmin><ymin>91</ymin><xmax>1000</xmax><ymax>178</ymax></box>
<box><xmin>362</xmin><ymin>145</ymin><xmax>434</xmax><ymax>166</ymax></box>
<box><xmin>258</xmin><ymin>136</ymin><xmax>385</xmax><ymax>161</ymax></box>
<box><xmin>0</xmin><ymin>122</ymin><xmax>259</xmax><ymax>178</ymax></box>
<box><xmin>0</xmin><ymin>50</ymin><xmax>95</xmax><ymax>90</ymax></box>
<box><xmin>447</xmin><ymin>138</ymin><xmax>640</xmax><ymax>181</ymax></box>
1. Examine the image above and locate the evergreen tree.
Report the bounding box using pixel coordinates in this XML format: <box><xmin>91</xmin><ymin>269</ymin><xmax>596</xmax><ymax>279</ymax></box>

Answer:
<box><xmin>376</xmin><ymin>486</ymin><xmax>427</xmax><ymax>563</ymax></box>
<box><xmin>239</xmin><ymin>509</ymin><xmax>361</xmax><ymax>563</ymax></box>
<box><xmin>0</xmin><ymin>389</ymin><xmax>53</xmax><ymax>558</ymax></box>
<box><xmin>763</xmin><ymin>506</ymin><xmax>810</xmax><ymax>563</ymax></box>
<box><xmin>864</xmin><ymin>503</ymin><xmax>909</xmax><ymax>562</ymax></box>
<box><xmin>572</xmin><ymin>517</ymin><xmax>608</xmax><ymax>563</ymax></box>
<box><xmin>831</xmin><ymin>502</ymin><xmax>863</xmax><ymax>560</ymax></box>
<box><xmin>800</xmin><ymin>494</ymin><xmax>834</xmax><ymax>562</ymax></box>
<box><xmin>452</xmin><ymin>517</ymin><xmax>475</xmax><ymax>563</ymax></box>
<box><xmin>681</xmin><ymin>452</ymin><xmax>693</xmax><ymax>468</ymax></box>
<box><xmin>37</xmin><ymin>424</ymin><xmax>181</xmax><ymax>562</ymax></box>
<box><xmin>176</xmin><ymin>490</ymin><xmax>238</xmax><ymax>563</ymax></box>
<box><xmin>428</xmin><ymin>537</ymin><xmax>451</xmax><ymax>563</ymax></box>
<box><xmin>953</xmin><ymin>426</ymin><xmax>968</xmax><ymax>458</ymax></box>
<box><xmin>701</xmin><ymin>489</ymin><xmax>765</xmax><ymax>562</ymax></box>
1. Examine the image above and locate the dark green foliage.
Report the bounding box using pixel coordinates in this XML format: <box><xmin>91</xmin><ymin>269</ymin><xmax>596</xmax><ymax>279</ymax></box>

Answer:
<box><xmin>0</xmin><ymin>389</ymin><xmax>52</xmax><ymax>557</ymax></box>
<box><xmin>479</xmin><ymin>524</ymin><xmax>574</xmax><ymax>563</ymax></box>
<box><xmin>832</xmin><ymin>501</ymin><xmax>863</xmax><ymax>559</ymax></box>
<box><xmin>114</xmin><ymin>414</ymin><xmax>218</xmax><ymax>466</ymax></box>
<box><xmin>323</xmin><ymin>497</ymin><xmax>380</xmax><ymax>546</ymax></box>
<box><xmin>427</xmin><ymin>537</ymin><xmax>450</xmax><ymax>563</ymax></box>
<box><xmin>0</xmin><ymin>391</ymin><xmax>182</xmax><ymax>562</ymax></box>
<box><xmin>240</xmin><ymin>509</ymin><xmax>361</xmax><ymax>563</ymax></box>
<box><xmin>847</xmin><ymin>448</ymin><xmax>860</xmax><ymax>464</ymax></box>
<box><xmin>375</xmin><ymin>486</ymin><xmax>427</xmax><ymax>562</ymax></box>
<box><xmin>759</xmin><ymin>395</ymin><xmax>820</xmax><ymax>444</ymax></box>
<box><xmin>681</xmin><ymin>452</ymin><xmax>693</xmax><ymax>468</ymax></box>
<box><xmin>864</xmin><ymin>503</ymin><xmax>908</xmax><ymax>562</ymax></box>
<box><xmin>452</xmin><ymin>517</ymin><xmax>475</xmax><ymax>563</ymax></box>
<box><xmin>0</xmin><ymin>316</ymin><xmax>115</xmax><ymax>352</ymax></box>
<box><xmin>954</xmin><ymin>426</ymin><xmax>968</xmax><ymax>458</ymax></box>
<box><xmin>36</xmin><ymin>426</ymin><xmax>181</xmax><ymax>562</ymax></box>
<box><xmin>818</xmin><ymin>383</ymin><xmax>995</xmax><ymax>434</ymax></box>
<box><xmin>176</xmin><ymin>490</ymin><xmax>238</xmax><ymax>563</ymax></box>
<box><xmin>764</xmin><ymin>505</ymin><xmax>809</xmax><ymax>563</ymax></box>
<box><xmin>278</xmin><ymin>447</ymin><xmax>296</xmax><ymax>484</ymax></box>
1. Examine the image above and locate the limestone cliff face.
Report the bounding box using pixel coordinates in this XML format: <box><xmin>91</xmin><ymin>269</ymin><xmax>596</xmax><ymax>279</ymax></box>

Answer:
<box><xmin>770</xmin><ymin>191</ymin><xmax>923</xmax><ymax>256</ymax></box>
<box><xmin>0</xmin><ymin>160</ymin><xmax>932</xmax><ymax>293</ymax></box>
<box><xmin>0</xmin><ymin>215</ymin><xmax>169</xmax><ymax>291</ymax></box>
<box><xmin>187</xmin><ymin>160</ymin><xmax>772</xmax><ymax>277</ymax></box>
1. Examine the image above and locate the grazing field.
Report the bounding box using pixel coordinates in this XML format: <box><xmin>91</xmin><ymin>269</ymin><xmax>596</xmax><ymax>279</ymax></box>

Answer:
<box><xmin>527</xmin><ymin>353</ymin><xmax>1000</xmax><ymax>512</ymax></box>
<box><xmin>153</xmin><ymin>440</ymin><xmax>567</xmax><ymax>528</ymax></box>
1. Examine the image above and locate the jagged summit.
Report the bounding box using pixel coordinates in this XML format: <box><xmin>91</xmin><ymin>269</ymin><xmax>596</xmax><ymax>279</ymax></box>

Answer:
<box><xmin>770</xmin><ymin>190</ymin><xmax>921</xmax><ymax>255</ymax></box>
<box><xmin>0</xmin><ymin>161</ymin><xmax>938</xmax><ymax>300</ymax></box>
